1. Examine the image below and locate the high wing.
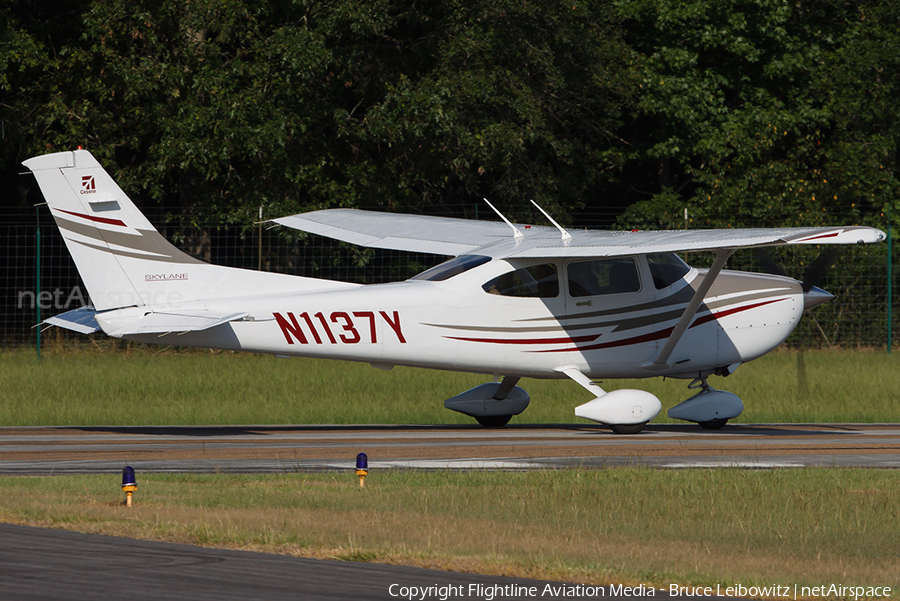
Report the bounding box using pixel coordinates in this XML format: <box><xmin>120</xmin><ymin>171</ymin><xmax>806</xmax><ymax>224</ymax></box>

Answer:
<box><xmin>273</xmin><ymin>208</ymin><xmax>886</xmax><ymax>258</ymax></box>
<box><xmin>272</xmin><ymin>209</ymin><xmax>523</xmax><ymax>255</ymax></box>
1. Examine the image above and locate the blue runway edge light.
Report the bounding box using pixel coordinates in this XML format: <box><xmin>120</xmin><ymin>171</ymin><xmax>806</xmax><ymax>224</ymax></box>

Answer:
<box><xmin>356</xmin><ymin>453</ymin><xmax>368</xmax><ymax>471</ymax></box>
<box><xmin>122</xmin><ymin>466</ymin><xmax>136</xmax><ymax>488</ymax></box>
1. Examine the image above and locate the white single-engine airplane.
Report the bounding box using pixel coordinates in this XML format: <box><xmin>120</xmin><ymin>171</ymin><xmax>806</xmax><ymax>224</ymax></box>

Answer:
<box><xmin>26</xmin><ymin>150</ymin><xmax>885</xmax><ymax>433</ymax></box>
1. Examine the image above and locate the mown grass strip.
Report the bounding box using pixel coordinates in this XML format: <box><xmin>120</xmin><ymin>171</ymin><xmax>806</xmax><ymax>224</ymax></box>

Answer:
<box><xmin>1</xmin><ymin>346</ymin><xmax>899</xmax><ymax>426</ymax></box>
<box><xmin>0</xmin><ymin>469</ymin><xmax>897</xmax><ymax>593</ymax></box>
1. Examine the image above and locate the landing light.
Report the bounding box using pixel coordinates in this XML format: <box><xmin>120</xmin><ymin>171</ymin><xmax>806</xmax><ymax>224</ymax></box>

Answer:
<box><xmin>121</xmin><ymin>466</ymin><xmax>137</xmax><ymax>507</ymax></box>
<box><xmin>355</xmin><ymin>453</ymin><xmax>368</xmax><ymax>488</ymax></box>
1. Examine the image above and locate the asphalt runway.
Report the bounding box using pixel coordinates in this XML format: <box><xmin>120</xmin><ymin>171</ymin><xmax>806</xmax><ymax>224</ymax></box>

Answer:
<box><xmin>0</xmin><ymin>523</ymin><xmax>761</xmax><ymax>601</ymax></box>
<box><xmin>1</xmin><ymin>422</ymin><xmax>899</xmax><ymax>474</ymax></box>
<box><xmin>4</xmin><ymin>426</ymin><xmax>891</xmax><ymax>601</ymax></box>
<box><xmin>0</xmin><ymin>522</ymin><xmax>617</xmax><ymax>601</ymax></box>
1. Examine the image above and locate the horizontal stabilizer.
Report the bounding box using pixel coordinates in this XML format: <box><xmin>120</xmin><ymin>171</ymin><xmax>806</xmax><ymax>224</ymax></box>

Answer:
<box><xmin>110</xmin><ymin>311</ymin><xmax>248</xmax><ymax>337</ymax></box>
<box><xmin>44</xmin><ymin>306</ymin><xmax>102</xmax><ymax>334</ymax></box>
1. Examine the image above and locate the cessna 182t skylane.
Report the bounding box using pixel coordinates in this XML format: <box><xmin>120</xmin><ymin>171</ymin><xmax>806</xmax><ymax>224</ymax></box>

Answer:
<box><xmin>26</xmin><ymin>150</ymin><xmax>886</xmax><ymax>433</ymax></box>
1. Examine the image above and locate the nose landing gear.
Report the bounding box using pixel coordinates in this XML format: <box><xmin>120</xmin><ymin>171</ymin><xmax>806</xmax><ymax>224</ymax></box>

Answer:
<box><xmin>667</xmin><ymin>376</ymin><xmax>744</xmax><ymax>429</ymax></box>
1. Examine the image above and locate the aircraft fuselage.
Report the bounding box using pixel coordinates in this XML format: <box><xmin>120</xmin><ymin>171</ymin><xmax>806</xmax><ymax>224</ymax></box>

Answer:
<box><xmin>101</xmin><ymin>255</ymin><xmax>803</xmax><ymax>380</ymax></box>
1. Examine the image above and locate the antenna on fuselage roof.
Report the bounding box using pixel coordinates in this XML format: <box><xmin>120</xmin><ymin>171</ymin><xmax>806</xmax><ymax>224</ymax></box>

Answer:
<box><xmin>530</xmin><ymin>199</ymin><xmax>572</xmax><ymax>242</ymax></box>
<box><xmin>483</xmin><ymin>198</ymin><xmax>523</xmax><ymax>239</ymax></box>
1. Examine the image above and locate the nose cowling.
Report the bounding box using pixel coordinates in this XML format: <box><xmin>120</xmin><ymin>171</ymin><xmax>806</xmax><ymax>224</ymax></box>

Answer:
<box><xmin>803</xmin><ymin>286</ymin><xmax>833</xmax><ymax>311</ymax></box>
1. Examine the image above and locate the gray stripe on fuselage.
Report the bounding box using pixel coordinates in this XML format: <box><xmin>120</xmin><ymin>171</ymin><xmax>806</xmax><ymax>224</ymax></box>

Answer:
<box><xmin>426</xmin><ymin>288</ymin><xmax>794</xmax><ymax>335</ymax></box>
<box><xmin>567</xmin><ymin>289</ymin><xmax>794</xmax><ymax>333</ymax></box>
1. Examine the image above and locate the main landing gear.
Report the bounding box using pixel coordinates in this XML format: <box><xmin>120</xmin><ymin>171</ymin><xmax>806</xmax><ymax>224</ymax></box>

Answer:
<box><xmin>609</xmin><ymin>423</ymin><xmax>649</xmax><ymax>435</ymax></box>
<box><xmin>475</xmin><ymin>415</ymin><xmax>512</xmax><ymax>428</ymax></box>
<box><xmin>444</xmin><ymin>376</ymin><xmax>529</xmax><ymax>428</ymax></box>
<box><xmin>444</xmin><ymin>372</ymin><xmax>743</xmax><ymax>433</ymax></box>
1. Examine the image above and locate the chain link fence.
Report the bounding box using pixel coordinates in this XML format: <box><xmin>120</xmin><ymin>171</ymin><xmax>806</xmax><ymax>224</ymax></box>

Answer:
<box><xmin>1</xmin><ymin>213</ymin><xmax>893</xmax><ymax>350</ymax></box>
<box><xmin>1</xmin><ymin>216</ymin><xmax>447</xmax><ymax>349</ymax></box>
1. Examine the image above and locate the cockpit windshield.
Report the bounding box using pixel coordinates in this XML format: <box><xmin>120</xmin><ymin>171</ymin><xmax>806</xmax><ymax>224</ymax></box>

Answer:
<box><xmin>482</xmin><ymin>263</ymin><xmax>559</xmax><ymax>297</ymax></box>
<box><xmin>409</xmin><ymin>255</ymin><xmax>491</xmax><ymax>282</ymax></box>
<box><xmin>646</xmin><ymin>253</ymin><xmax>691</xmax><ymax>289</ymax></box>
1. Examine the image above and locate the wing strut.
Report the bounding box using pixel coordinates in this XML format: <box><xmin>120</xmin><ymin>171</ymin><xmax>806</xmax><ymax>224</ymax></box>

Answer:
<box><xmin>492</xmin><ymin>375</ymin><xmax>521</xmax><ymax>400</ymax></box>
<box><xmin>642</xmin><ymin>248</ymin><xmax>734</xmax><ymax>372</ymax></box>
<box><xmin>554</xmin><ymin>365</ymin><xmax>606</xmax><ymax>397</ymax></box>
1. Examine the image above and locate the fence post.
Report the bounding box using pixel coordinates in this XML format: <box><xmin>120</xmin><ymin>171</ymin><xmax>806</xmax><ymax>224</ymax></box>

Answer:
<box><xmin>35</xmin><ymin>220</ymin><xmax>41</xmax><ymax>360</ymax></box>
<box><xmin>888</xmin><ymin>207</ymin><xmax>893</xmax><ymax>354</ymax></box>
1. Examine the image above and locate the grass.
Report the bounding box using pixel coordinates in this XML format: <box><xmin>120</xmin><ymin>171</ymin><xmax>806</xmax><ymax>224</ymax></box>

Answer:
<box><xmin>0</xmin><ymin>469</ymin><xmax>897</xmax><ymax>593</ymax></box>
<box><xmin>2</xmin><ymin>345</ymin><xmax>898</xmax><ymax>594</ymax></box>
<box><xmin>1</xmin><ymin>344</ymin><xmax>899</xmax><ymax>425</ymax></box>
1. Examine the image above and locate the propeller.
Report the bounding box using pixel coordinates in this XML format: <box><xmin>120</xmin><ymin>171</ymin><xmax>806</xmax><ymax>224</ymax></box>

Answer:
<box><xmin>755</xmin><ymin>248</ymin><xmax>836</xmax><ymax>310</ymax></box>
<box><xmin>754</xmin><ymin>248</ymin><xmax>837</xmax><ymax>399</ymax></box>
<box><xmin>755</xmin><ymin>250</ymin><xmax>787</xmax><ymax>278</ymax></box>
<box><xmin>799</xmin><ymin>249</ymin><xmax>836</xmax><ymax>293</ymax></box>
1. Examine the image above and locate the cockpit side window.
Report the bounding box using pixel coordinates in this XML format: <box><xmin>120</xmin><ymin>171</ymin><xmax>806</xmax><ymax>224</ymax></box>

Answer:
<box><xmin>410</xmin><ymin>255</ymin><xmax>491</xmax><ymax>282</ymax></box>
<box><xmin>567</xmin><ymin>258</ymin><xmax>640</xmax><ymax>297</ymax></box>
<box><xmin>646</xmin><ymin>253</ymin><xmax>690</xmax><ymax>290</ymax></box>
<box><xmin>482</xmin><ymin>263</ymin><xmax>559</xmax><ymax>298</ymax></box>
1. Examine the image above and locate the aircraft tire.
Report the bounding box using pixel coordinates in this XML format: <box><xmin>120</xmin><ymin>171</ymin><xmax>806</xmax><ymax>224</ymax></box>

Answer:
<box><xmin>698</xmin><ymin>418</ymin><xmax>728</xmax><ymax>430</ymax></box>
<box><xmin>475</xmin><ymin>415</ymin><xmax>512</xmax><ymax>428</ymax></box>
<box><xmin>609</xmin><ymin>422</ymin><xmax>647</xmax><ymax>435</ymax></box>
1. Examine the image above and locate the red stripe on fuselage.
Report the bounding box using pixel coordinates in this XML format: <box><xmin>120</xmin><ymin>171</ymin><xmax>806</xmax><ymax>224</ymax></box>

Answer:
<box><xmin>445</xmin><ymin>334</ymin><xmax>600</xmax><ymax>345</ymax></box>
<box><xmin>533</xmin><ymin>298</ymin><xmax>786</xmax><ymax>353</ymax></box>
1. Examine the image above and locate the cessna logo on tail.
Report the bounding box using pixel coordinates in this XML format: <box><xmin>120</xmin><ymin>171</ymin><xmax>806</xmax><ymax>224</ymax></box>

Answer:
<box><xmin>80</xmin><ymin>175</ymin><xmax>96</xmax><ymax>194</ymax></box>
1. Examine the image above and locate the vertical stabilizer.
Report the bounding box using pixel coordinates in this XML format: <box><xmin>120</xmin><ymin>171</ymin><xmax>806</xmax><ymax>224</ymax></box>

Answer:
<box><xmin>25</xmin><ymin>150</ymin><xmax>356</xmax><ymax>315</ymax></box>
<box><xmin>24</xmin><ymin>150</ymin><xmax>208</xmax><ymax>311</ymax></box>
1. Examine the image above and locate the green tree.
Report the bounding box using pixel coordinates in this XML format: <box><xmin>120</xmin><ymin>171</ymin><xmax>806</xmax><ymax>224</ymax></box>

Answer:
<box><xmin>0</xmin><ymin>0</ymin><xmax>83</xmax><ymax>206</ymax></box>
<box><xmin>4</xmin><ymin>0</ymin><xmax>636</xmax><ymax>233</ymax></box>
<box><xmin>614</xmin><ymin>0</ymin><xmax>899</xmax><ymax>230</ymax></box>
<box><xmin>358</xmin><ymin>0</ymin><xmax>636</xmax><ymax>221</ymax></box>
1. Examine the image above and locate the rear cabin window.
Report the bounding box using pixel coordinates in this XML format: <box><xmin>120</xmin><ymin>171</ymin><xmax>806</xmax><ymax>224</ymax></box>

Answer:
<box><xmin>410</xmin><ymin>255</ymin><xmax>491</xmax><ymax>282</ymax></box>
<box><xmin>567</xmin><ymin>258</ymin><xmax>640</xmax><ymax>297</ymax></box>
<box><xmin>482</xmin><ymin>264</ymin><xmax>559</xmax><ymax>298</ymax></box>
<box><xmin>646</xmin><ymin>253</ymin><xmax>690</xmax><ymax>290</ymax></box>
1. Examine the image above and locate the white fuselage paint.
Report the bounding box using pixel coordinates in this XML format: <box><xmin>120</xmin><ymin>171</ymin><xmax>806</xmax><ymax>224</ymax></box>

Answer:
<box><xmin>102</xmin><ymin>257</ymin><xmax>804</xmax><ymax>380</ymax></box>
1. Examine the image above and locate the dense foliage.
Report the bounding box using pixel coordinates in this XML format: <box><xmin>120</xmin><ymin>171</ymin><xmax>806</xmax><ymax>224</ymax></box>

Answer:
<box><xmin>1</xmin><ymin>1</ymin><xmax>898</xmax><ymax>349</ymax></box>
<box><xmin>617</xmin><ymin>0</ymin><xmax>900</xmax><ymax>230</ymax></box>
<box><xmin>3</xmin><ymin>0</ymin><xmax>895</xmax><ymax>230</ymax></box>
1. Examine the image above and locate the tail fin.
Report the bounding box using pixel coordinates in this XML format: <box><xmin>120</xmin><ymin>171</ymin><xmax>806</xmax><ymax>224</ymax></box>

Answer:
<box><xmin>24</xmin><ymin>150</ymin><xmax>207</xmax><ymax>311</ymax></box>
<box><xmin>24</xmin><ymin>149</ymin><xmax>341</xmax><ymax>313</ymax></box>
